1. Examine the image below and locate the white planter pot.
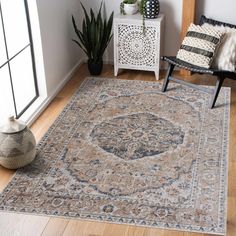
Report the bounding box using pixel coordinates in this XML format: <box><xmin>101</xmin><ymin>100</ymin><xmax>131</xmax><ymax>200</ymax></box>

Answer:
<box><xmin>124</xmin><ymin>3</ymin><xmax>138</xmax><ymax>15</ymax></box>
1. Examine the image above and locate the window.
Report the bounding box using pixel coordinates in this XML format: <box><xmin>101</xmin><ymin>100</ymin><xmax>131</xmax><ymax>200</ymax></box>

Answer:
<box><xmin>0</xmin><ymin>0</ymin><xmax>38</xmax><ymax>121</ymax></box>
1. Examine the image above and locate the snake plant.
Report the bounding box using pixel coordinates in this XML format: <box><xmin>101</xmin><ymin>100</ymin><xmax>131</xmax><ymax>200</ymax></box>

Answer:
<box><xmin>139</xmin><ymin>0</ymin><xmax>147</xmax><ymax>32</ymax></box>
<box><xmin>72</xmin><ymin>2</ymin><xmax>114</xmax><ymax>64</ymax></box>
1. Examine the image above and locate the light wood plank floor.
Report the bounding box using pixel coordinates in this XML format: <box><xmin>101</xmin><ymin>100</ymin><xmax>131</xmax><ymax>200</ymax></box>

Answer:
<box><xmin>0</xmin><ymin>64</ymin><xmax>235</xmax><ymax>236</ymax></box>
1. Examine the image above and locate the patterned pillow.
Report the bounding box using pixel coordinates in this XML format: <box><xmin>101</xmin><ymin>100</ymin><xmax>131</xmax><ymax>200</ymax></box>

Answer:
<box><xmin>177</xmin><ymin>23</ymin><xmax>224</xmax><ymax>68</ymax></box>
<box><xmin>203</xmin><ymin>23</ymin><xmax>236</xmax><ymax>72</ymax></box>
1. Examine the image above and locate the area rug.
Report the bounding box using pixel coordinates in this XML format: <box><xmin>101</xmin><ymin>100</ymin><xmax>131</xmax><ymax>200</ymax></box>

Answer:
<box><xmin>0</xmin><ymin>77</ymin><xmax>230</xmax><ymax>235</ymax></box>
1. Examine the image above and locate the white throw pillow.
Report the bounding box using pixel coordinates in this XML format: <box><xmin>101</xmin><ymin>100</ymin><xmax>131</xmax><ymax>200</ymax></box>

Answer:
<box><xmin>176</xmin><ymin>23</ymin><xmax>223</xmax><ymax>69</ymax></box>
<box><xmin>203</xmin><ymin>23</ymin><xmax>236</xmax><ymax>71</ymax></box>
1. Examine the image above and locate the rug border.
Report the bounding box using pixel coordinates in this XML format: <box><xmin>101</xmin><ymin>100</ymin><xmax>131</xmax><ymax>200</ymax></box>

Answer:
<box><xmin>0</xmin><ymin>208</ymin><xmax>225</xmax><ymax>235</ymax></box>
<box><xmin>222</xmin><ymin>87</ymin><xmax>231</xmax><ymax>236</ymax></box>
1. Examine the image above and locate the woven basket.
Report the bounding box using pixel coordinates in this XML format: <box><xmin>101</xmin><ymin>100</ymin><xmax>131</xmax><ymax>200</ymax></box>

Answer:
<box><xmin>0</xmin><ymin>117</ymin><xmax>36</xmax><ymax>169</ymax></box>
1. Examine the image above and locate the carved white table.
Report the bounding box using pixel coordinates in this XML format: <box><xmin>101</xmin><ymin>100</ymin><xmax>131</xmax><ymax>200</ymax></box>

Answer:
<box><xmin>113</xmin><ymin>13</ymin><xmax>164</xmax><ymax>80</ymax></box>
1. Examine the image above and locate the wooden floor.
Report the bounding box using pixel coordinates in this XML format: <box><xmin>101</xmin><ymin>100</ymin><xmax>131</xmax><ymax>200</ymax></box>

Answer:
<box><xmin>0</xmin><ymin>64</ymin><xmax>235</xmax><ymax>236</ymax></box>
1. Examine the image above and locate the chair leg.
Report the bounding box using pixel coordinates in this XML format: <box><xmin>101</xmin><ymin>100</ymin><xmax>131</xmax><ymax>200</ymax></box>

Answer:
<box><xmin>210</xmin><ymin>76</ymin><xmax>225</xmax><ymax>109</ymax></box>
<box><xmin>162</xmin><ymin>64</ymin><xmax>175</xmax><ymax>92</ymax></box>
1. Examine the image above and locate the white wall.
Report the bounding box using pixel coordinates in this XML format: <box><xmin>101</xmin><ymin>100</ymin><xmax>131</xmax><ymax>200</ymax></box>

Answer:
<box><xmin>35</xmin><ymin>0</ymin><xmax>83</xmax><ymax>96</ymax></box>
<box><xmin>34</xmin><ymin>0</ymin><xmax>236</xmax><ymax>96</ymax></box>
<box><xmin>79</xmin><ymin>0</ymin><xmax>183</xmax><ymax>63</ymax></box>
<box><xmin>34</xmin><ymin>0</ymin><xmax>183</xmax><ymax>92</ymax></box>
<box><xmin>13</xmin><ymin>0</ymin><xmax>236</xmax><ymax>124</ymax></box>
<box><xmin>196</xmin><ymin>0</ymin><xmax>236</xmax><ymax>25</ymax></box>
<box><xmin>159</xmin><ymin>0</ymin><xmax>182</xmax><ymax>56</ymax></box>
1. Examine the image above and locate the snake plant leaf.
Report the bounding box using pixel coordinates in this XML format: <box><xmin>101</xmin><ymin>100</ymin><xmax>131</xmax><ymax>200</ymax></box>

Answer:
<box><xmin>77</xmin><ymin>30</ymin><xmax>85</xmax><ymax>45</ymax></box>
<box><xmin>90</xmin><ymin>8</ymin><xmax>95</xmax><ymax>23</ymax></box>
<box><xmin>73</xmin><ymin>17</ymin><xmax>85</xmax><ymax>45</ymax></box>
<box><xmin>97</xmin><ymin>1</ymin><xmax>103</xmax><ymax>26</ymax></box>
<box><xmin>90</xmin><ymin>20</ymin><xmax>96</xmax><ymax>60</ymax></box>
<box><xmin>106</xmin><ymin>11</ymin><xmax>114</xmax><ymax>39</ymax></box>
<box><xmin>81</xmin><ymin>3</ymin><xmax>92</xmax><ymax>46</ymax></box>
<box><xmin>72</xmin><ymin>16</ymin><xmax>90</xmax><ymax>58</ymax></box>
<box><xmin>72</xmin><ymin>39</ymin><xmax>89</xmax><ymax>57</ymax></box>
<box><xmin>81</xmin><ymin>20</ymin><xmax>90</xmax><ymax>57</ymax></box>
<box><xmin>72</xmin><ymin>15</ymin><xmax>80</xmax><ymax>38</ymax></box>
<box><xmin>80</xmin><ymin>3</ymin><xmax>90</xmax><ymax>28</ymax></box>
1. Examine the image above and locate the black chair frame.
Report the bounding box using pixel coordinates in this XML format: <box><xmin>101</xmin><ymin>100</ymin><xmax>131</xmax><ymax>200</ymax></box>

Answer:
<box><xmin>162</xmin><ymin>15</ymin><xmax>236</xmax><ymax>108</ymax></box>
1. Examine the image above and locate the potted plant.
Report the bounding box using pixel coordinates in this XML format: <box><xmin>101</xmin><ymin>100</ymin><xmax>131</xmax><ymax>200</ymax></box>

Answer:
<box><xmin>138</xmin><ymin>0</ymin><xmax>146</xmax><ymax>15</ymax></box>
<box><xmin>138</xmin><ymin>0</ymin><xmax>160</xmax><ymax>33</ymax></box>
<box><xmin>138</xmin><ymin>0</ymin><xmax>147</xmax><ymax>31</ymax></box>
<box><xmin>72</xmin><ymin>2</ymin><xmax>114</xmax><ymax>75</ymax></box>
<box><xmin>120</xmin><ymin>0</ymin><xmax>138</xmax><ymax>15</ymax></box>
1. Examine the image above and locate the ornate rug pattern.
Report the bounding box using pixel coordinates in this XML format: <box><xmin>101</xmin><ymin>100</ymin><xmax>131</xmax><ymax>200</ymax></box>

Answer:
<box><xmin>0</xmin><ymin>78</ymin><xmax>230</xmax><ymax>235</ymax></box>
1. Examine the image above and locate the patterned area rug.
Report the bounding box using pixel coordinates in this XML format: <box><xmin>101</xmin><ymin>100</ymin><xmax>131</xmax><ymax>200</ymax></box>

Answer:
<box><xmin>0</xmin><ymin>78</ymin><xmax>230</xmax><ymax>235</ymax></box>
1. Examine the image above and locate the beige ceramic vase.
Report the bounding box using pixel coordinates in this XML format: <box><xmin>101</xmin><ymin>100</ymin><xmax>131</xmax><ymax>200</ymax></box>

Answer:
<box><xmin>0</xmin><ymin>116</ymin><xmax>36</xmax><ymax>169</ymax></box>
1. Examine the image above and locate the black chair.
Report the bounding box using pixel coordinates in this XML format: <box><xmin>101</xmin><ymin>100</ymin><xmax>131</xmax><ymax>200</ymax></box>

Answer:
<box><xmin>162</xmin><ymin>15</ymin><xmax>236</xmax><ymax>108</ymax></box>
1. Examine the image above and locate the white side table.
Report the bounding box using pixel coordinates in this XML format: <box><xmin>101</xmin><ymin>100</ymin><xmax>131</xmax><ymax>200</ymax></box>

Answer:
<box><xmin>113</xmin><ymin>13</ymin><xmax>164</xmax><ymax>80</ymax></box>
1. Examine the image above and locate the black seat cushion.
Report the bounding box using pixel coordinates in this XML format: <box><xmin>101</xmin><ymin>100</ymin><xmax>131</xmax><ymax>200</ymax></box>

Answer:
<box><xmin>162</xmin><ymin>56</ymin><xmax>236</xmax><ymax>80</ymax></box>
<box><xmin>162</xmin><ymin>56</ymin><xmax>214</xmax><ymax>74</ymax></box>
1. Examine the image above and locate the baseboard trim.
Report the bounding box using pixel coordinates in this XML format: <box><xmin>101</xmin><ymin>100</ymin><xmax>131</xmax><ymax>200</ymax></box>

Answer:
<box><xmin>25</xmin><ymin>59</ymin><xmax>84</xmax><ymax>126</ymax></box>
<box><xmin>82</xmin><ymin>56</ymin><xmax>179</xmax><ymax>71</ymax></box>
<box><xmin>103</xmin><ymin>59</ymin><xmax>114</xmax><ymax>65</ymax></box>
<box><xmin>49</xmin><ymin>58</ymin><xmax>84</xmax><ymax>99</ymax></box>
<box><xmin>82</xmin><ymin>58</ymin><xmax>114</xmax><ymax>65</ymax></box>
